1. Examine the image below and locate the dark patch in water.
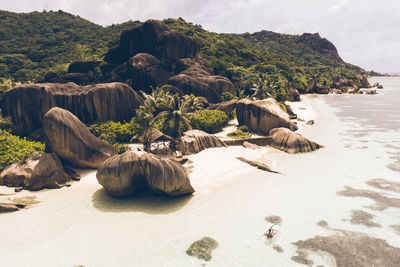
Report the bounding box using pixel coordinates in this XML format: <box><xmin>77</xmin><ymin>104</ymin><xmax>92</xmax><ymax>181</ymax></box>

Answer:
<box><xmin>367</xmin><ymin>178</ymin><xmax>400</xmax><ymax>193</ymax></box>
<box><xmin>272</xmin><ymin>244</ymin><xmax>283</xmax><ymax>253</ymax></box>
<box><xmin>350</xmin><ymin>210</ymin><xmax>380</xmax><ymax>228</ymax></box>
<box><xmin>387</xmin><ymin>156</ymin><xmax>400</xmax><ymax>173</ymax></box>
<box><xmin>337</xmin><ymin>186</ymin><xmax>400</xmax><ymax>210</ymax></box>
<box><xmin>265</xmin><ymin>215</ymin><xmax>283</xmax><ymax>223</ymax></box>
<box><xmin>390</xmin><ymin>225</ymin><xmax>400</xmax><ymax>235</ymax></box>
<box><xmin>291</xmin><ymin>250</ymin><xmax>313</xmax><ymax>266</ymax></box>
<box><xmin>292</xmin><ymin>229</ymin><xmax>400</xmax><ymax>267</ymax></box>
<box><xmin>317</xmin><ymin>220</ymin><xmax>328</xmax><ymax>228</ymax></box>
<box><xmin>186</xmin><ymin>237</ymin><xmax>218</xmax><ymax>261</ymax></box>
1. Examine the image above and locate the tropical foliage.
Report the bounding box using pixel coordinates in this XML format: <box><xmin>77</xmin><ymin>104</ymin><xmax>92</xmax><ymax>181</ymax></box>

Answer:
<box><xmin>0</xmin><ymin>129</ymin><xmax>45</xmax><ymax>171</ymax></box>
<box><xmin>191</xmin><ymin>110</ymin><xmax>229</xmax><ymax>134</ymax></box>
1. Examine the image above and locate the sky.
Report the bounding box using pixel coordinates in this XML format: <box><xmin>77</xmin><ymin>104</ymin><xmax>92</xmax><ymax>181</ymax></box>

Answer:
<box><xmin>1</xmin><ymin>0</ymin><xmax>400</xmax><ymax>73</ymax></box>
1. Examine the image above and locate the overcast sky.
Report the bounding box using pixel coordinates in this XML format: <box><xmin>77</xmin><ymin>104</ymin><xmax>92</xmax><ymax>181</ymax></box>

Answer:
<box><xmin>1</xmin><ymin>0</ymin><xmax>399</xmax><ymax>73</ymax></box>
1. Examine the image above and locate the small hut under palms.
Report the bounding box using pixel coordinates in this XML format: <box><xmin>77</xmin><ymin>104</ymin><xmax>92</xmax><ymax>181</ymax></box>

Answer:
<box><xmin>135</xmin><ymin>129</ymin><xmax>177</xmax><ymax>154</ymax></box>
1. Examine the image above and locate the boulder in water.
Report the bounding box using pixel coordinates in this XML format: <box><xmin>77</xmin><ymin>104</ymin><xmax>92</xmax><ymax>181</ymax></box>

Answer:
<box><xmin>268</xmin><ymin>127</ymin><xmax>321</xmax><ymax>153</ymax></box>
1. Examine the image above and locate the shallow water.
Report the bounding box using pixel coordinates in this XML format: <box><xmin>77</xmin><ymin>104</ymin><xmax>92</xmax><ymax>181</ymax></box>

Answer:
<box><xmin>0</xmin><ymin>77</ymin><xmax>399</xmax><ymax>267</ymax></box>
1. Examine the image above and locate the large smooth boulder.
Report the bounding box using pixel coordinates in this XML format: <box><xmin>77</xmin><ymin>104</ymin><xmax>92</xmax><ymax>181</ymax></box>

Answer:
<box><xmin>1</xmin><ymin>82</ymin><xmax>143</xmax><ymax>136</ymax></box>
<box><xmin>268</xmin><ymin>127</ymin><xmax>321</xmax><ymax>153</ymax></box>
<box><xmin>104</xmin><ymin>19</ymin><xmax>198</xmax><ymax>65</ymax></box>
<box><xmin>236</xmin><ymin>98</ymin><xmax>298</xmax><ymax>135</ymax></box>
<box><xmin>43</xmin><ymin>107</ymin><xmax>117</xmax><ymax>168</ymax></box>
<box><xmin>67</xmin><ymin>61</ymin><xmax>101</xmax><ymax>74</ymax></box>
<box><xmin>96</xmin><ymin>151</ymin><xmax>194</xmax><ymax>197</ymax></box>
<box><xmin>179</xmin><ymin>130</ymin><xmax>227</xmax><ymax>155</ymax></box>
<box><xmin>168</xmin><ymin>66</ymin><xmax>235</xmax><ymax>103</ymax></box>
<box><xmin>127</xmin><ymin>53</ymin><xmax>173</xmax><ymax>93</ymax></box>
<box><xmin>0</xmin><ymin>153</ymin><xmax>72</xmax><ymax>190</ymax></box>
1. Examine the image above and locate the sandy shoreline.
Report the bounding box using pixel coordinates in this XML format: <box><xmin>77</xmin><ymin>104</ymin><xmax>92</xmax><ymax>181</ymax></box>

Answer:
<box><xmin>1</xmin><ymin>90</ymin><xmax>400</xmax><ymax>266</ymax></box>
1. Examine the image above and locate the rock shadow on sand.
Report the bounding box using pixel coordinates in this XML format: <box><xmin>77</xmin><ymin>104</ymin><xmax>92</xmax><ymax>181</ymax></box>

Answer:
<box><xmin>92</xmin><ymin>189</ymin><xmax>193</xmax><ymax>215</ymax></box>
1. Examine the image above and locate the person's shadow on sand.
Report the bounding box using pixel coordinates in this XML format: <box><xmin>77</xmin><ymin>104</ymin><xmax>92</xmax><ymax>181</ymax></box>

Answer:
<box><xmin>91</xmin><ymin>189</ymin><xmax>193</xmax><ymax>215</ymax></box>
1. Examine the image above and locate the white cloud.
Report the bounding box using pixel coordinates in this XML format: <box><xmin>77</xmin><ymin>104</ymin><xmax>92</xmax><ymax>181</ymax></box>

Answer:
<box><xmin>0</xmin><ymin>0</ymin><xmax>399</xmax><ymax>72</ymax></box>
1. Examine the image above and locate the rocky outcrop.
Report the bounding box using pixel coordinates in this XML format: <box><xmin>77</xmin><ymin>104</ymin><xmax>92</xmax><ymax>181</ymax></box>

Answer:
<box><xmin>168</xmin><ymin>66</ymin><xmax>235</xmax><ymax>103</ymax></box>
<box><xmin>1</xmin><ymin>82</ymin><xmax>143</xmax><ymax>136</ymax></box>
<box><xmin>67</xmin><ymin>61</ymin><xmax>101</xmax><ymax>74</ymax></box>
<box><xmin>176</xmin><ymin>56</ymin><xmax>214</xmax><ymax>74</ymax></box>
<box><xmin>178</xmin><ymin>130</ymin><xmax>227</xmax><ymax>155</ymax></box>
<box><xmin>287</xmin><ymin>86</ymin><xmax>301</xmax><ymax>101</ymax></box>
<box><xmin>42</xmin><ymin>107</ymin><xmax>117</xmax><ymax>168</ymax></box>
<box><xmin>297</xmin><ymin>33</ymin><xmax>344</xmax><ymax>63</ymax></box>
<box><xmin>332</xmin><ymin>77</ymin><xmax>359</xmax><ymax>93</ymax></box>
<box><xmin>268</xmin><ymin>127</ymin><xmax>321</xmax><ymax>153</ymax></box>
<box><xmin>236</xmin><ymin>98</ymin><xmax>298</xmax><ymax>135</ymax></box>
<box><xmin>127</xmin><ymin>53</ymin><xmax>173</xmax><ymax>93</ymax></box>
<box><xmin>101</xmin><ymin>19</ymin><xmax>235</xmax><ymax>102</ymax></box>
<box><xmin>96</xmin><ymin>151</ymin><xmax>194</xmax><ymax>197</ymax></box>
<box><xmin>372</xmin><ymin>82</ymin><xmax>383</xmax><ymax>89</ymax></box>
<box><xmin>305</xmin><ymin>78</ymin><xmax>329</xmax><ymax>94</ymax></box>
<box><xmin>207</xmin><ymin>99</ymin><xmax>238</xmax><ymax>115</ymax></box>
<box><xmin>357</xmin><ymin>74</ymin><xmax>372</xmax><ymax>88</ymax></box>
<box><xmin>0</xmin><ymin>153</ymin><xmax>72</xmax><ymax>190</ymax></box>
<box><xmin>104</xmin><ymin>19</ymin><xmax>198</xmax><ymax>65</ymax></box>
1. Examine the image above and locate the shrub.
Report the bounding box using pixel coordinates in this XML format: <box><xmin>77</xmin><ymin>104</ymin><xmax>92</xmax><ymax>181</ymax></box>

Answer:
<box><xmin>227</xmin><ymin>128</ymin><xmax>250</xmax><ymax>139</ymax></box>
<box><xmin>0</xmin><ymin>116</ymin><xmax>13</xmax><ymax>132</ymax></box>
<box><xmin>0</xmin><ymin>129</ymin><xmax>45</xmax><ymax>171</ymax></box>
<box><xmin>191</xmin><ymin>109</ymin><xmax>229</xmax><ymax>134</ymax></box>
<box><xmin>88</xmin><ymin>121</ymin><xmax>137</xmax><ymax>143</ymax></box>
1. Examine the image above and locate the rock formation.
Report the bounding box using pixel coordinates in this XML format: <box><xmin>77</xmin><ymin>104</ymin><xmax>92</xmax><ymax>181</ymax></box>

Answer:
<box><xmin>304</xmin><ymin>78</ymin><xmax>330</xmax><ymax>94</ymax></box>
<box><xmin>96</xmin><ymin>151</ymin><xmax>194</xmax><ymax>197</ymax></box>
<box><xmin>1</xmin><ymin>82</ymin><xmax>143</xmax><ymax>136</ymax></box>
<box><xmin>178</xmin><ymin>130</ymin><xmax>227</xmax><ymax>155</ymax></box>
<box><xmin>268</xmin><ymin>127</ymin><xmax>321</xmax><ymax>153</ymax></box>
<box><xmin>42</xmin><ymin>107</ymin><xmax>117</xmax><ymax>168</ymax></box>
<box><xmin>236</xmin><ymin>98</ymin><xmax>298</xmax><ymax>135</ymax></box>
<box><xmin>127</xmin><ymin>53</ymin><xmax>173</xmax><ymax>93</ymax></box>
<box><xmin>104</xmin><ymin>20</ymin><xmax>198</xmax><ymax>65</ymax></box>
<box><xmin>167</xmin><ymin>66</ymin><xmax>235</xmax><ymax>103</ymax></box>
<box><xmin>357</xmin><ymin>74</ymin><xmax>372</xmax><ymax>88</ymax></box>
<box><xmin>297</xmin><ymin>33</ymin><xmax>344</xmax><ymax>63</ymax></box>
<box><xmin>0</xmin><ymin>153</ymin><xmax>72</xmax><ymax>190</ymax></box>
<box><xmin>101</xmin><ymin>19</ymin><xmax>235</xmax><ymax>102</ymax></box>
<box><xmin>287</xmin><ymin>86</ymin><xmax>301</xmax><ymax>101</ymax></box>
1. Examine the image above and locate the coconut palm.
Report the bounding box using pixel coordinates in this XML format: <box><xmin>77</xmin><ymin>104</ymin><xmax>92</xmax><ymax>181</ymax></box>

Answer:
<box><xmin>156</xmin><ymin>94</ymin><xmax>194</xmax><ymax>150</ymax></box>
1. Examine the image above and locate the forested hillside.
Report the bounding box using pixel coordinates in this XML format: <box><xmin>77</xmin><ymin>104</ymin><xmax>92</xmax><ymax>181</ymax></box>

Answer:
<box><xmin>0</xmin><ymin>10</ymin><xmax>366</xmax><ymax>96</ymax></box>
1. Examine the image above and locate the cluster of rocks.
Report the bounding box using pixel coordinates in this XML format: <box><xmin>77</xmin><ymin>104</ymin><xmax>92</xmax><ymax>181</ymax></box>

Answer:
<box><xmin>101</xmin><ymin>19</ymin><xmax>235</xmax><ymax>103</ymax></box>
<box><xmin>0</xmin><ymin>107</ymin><xmax>118</xmax><ymax>191</ymax></box>
<box><xmin>372</xmin><ymin>82</ymin><xmax>383</xmax><ymax>89</ymax></box>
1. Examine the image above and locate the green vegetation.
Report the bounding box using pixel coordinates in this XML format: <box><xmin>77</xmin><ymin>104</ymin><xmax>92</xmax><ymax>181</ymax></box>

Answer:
<box><xmin>0</xmin><ymin>10</ymin><xmax>367</xmax><ymax>103</ymax></box>
<box><xmin>227</xmin><ymin>126</ymin><xmax>250</xmax><ymax>139</ymax></box>
<box><xmin>0</xmin><ymin>129</ymin><xmax>44</xmax><ymax>171</ymax></box>
<box><xmin>164</xmin><ymin>18</ymin><xmax>365</xmax><ymax>100</ymax></box>
<box><xmin>191</xmin><ymin>109</ymin><xmax>228</xmax><ymax>134</ymax></box>
<box><xmin>87</xmin><ymin>121</ymin><xmax>136</xmax><ymax>154</ymax></box>
<box><xmin>0</xmin><ymin>10</ymin><xmax>139</xmax><ymax>82</ymax></box>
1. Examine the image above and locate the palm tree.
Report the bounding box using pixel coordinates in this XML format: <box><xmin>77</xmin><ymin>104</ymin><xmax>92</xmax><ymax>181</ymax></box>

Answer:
<box><xmin>156</xmin><ymin>94</ymin><xmax>193</xmax><ymax>150</ymax></box>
